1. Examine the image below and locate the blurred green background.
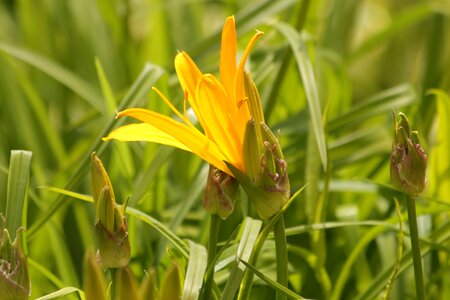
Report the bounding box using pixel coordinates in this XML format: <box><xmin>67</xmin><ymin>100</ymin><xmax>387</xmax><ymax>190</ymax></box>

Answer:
<box><xmin>0</xmin><ymin>0</ymin><xmax>450</xmax><ymax>299</ymax></box>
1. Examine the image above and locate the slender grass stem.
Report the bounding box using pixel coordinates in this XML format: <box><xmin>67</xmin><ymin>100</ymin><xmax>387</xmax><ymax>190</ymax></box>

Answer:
<box><xmin>405</xmin><ymin>195</ymin><xmax>425</xmax><ymax>300</ymax></box>
<box><xmin>274</xmin><ymin>215</ymin><xmax>288</xmax><ymax>300</ymax></box>
<box><xmin>203</xmin><ymin>214</ymin><xmax>220</xmax><ymax>300</ymax></box>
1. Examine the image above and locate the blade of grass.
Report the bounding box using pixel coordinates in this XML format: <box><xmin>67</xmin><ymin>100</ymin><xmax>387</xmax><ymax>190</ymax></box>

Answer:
<box><xmin>5</xmin><ymin>150</ymin><xmax>32</xmax><ymax>239</ymax></box>
<box><xmin>182</xmin><ymin>241</ymin><xmax>208</xmax><ymax>300</ymax></box>
<box><xmin>221</xmin><ymin>217</ymin><xmax>263</xmax><ymax>300</ymax></box>
<box><xmin>27</xmin><ymin>63</ymin><xmax>164</xmax><ymax>239</ymax></box>
<box><xmin>347</xmin><ymin>2</ymin><xmax>435</xmax><ymax>63</ymax></box>
<box><xmin>0</xmin><ymin>42</ymin><xmax>102</xmax><ymax>111</ymax></box>
<box><xmin>35</xmin><ymin>287</ymin><xmax>85</xmax><ymax>300</ymax></box>
<box><xmin>41</xmin><ymin>186</ymin><xmax>190</xmax><ymax>259</ymax></box>
<box><xmin>238</xmin><ymin>259</ymin><xmax>308</xmax><ymax>300</ymax></box>
<box><xmin>274</xmin><ymin>22</ymin><xmax>327</xmax><ymax>170</ymax></box>
<box><xmin>355</xmin><ymin>221</ymin><xmax>450</xmax><ymax>300</ymax></box>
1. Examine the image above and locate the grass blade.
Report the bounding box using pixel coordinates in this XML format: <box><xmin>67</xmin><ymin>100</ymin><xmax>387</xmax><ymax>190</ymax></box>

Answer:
<box><xmin>221</xmin><ymin>217</ymin><xmax>262</xmax><ymax>300</ymax></box>
<box><xmin>274</xmin><ymin>22</ymin><xmax>327</xmax><ymax>170</ymax></box>
<box><xmin>0</xmin><ymin>42</ymin><xmax>102</xmax><ymax>111</ymax></box>
<box><xmin>5</xmin><ymin>150</ymin><xmax>32</xmax><ymax>239</ymax></box>
<box><xmin>182</xmin><ymin>241</ymin><xmax>208</xmax><ymax>300</ymax></box>
<box><xmin>35</xmin><ymin>287</ymin><xmax>85</xmax><ymax>300</ymax></box>
<box><xmin>27</xmin><ymin>64</ymin><xmax>164</xmax><ymax>239</ymax></box>
<box><xmin>238</xmin><ymin>259</ymin><xmax>308</xmax><ymax>300</ymax></box>
<box><xmin>41</xmin><ymin>186</ymin><xmax>190</xmax><ymax>259</ymax></box>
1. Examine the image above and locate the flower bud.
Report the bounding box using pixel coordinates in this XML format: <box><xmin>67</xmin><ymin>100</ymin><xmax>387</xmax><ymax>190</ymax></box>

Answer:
<box><xmin>0</xmin><ymin>218</ymin><xmax>30</xmax><ymax>300</ymax></box>
<box><xmin>203</xmin><ymin>165</ymin><xmax>239</xmax><ymax>220</ymax></box>
<box><xmin>390</xmin><ymin>112</ymin><xmax>427</xmax><ymax>197</ymax></box>
<box><xmin>90</xmin><ymin>152</ymin><xmax>130</xmax><ymax>268</ymax></box>
<box><xmin>114</xmin><ymin>266</ymin><xmax>140</xmax><ymax>300</ymax></box>
<box><xmin>225</xmin><ymin>72</ymin><xmax>291</xmax><ymax>220</ymax></box>
<box><xmin>139</xmin><ymin>268</ymin><xmax>158</xmax><ymax>300</ymax></box>
<box><xmin>229</xmin><ymin>119</ymin><xmax>290</xmax><ymax>220</ymax></box>
<box><xmin>160</xmin><ymin>262</ymin><xmax>182</xmax><ymax>300</ymax></box>
<box><xmin>83</xmin><ymin>250</ymin><xmax>107</xmax><ymax>300</ymax></box>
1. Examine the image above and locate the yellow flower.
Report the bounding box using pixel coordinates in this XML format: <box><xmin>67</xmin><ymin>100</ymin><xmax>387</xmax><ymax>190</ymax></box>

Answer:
<box><xmin>104</xmin><ymin>16</ymin><xmax>263</xmax><ymax>175</ymax></box>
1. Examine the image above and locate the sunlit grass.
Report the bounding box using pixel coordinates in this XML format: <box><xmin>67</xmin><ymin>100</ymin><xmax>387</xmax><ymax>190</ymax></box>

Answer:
<box><xmin>1</xmin><ymin>0</ymin><xmax>450</xmax><ymax>299</ymax></box>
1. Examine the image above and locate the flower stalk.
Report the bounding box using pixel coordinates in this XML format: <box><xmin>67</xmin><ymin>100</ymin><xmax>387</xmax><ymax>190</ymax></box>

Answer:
<box><xmin>203</xmin><ymin>214</ymin><xmax>220</xmax><ymax>300</ymax></box>
<box><xmin>390</xmin><ymin>112</ymin><xmax>427</xmax><ymax>300</ymax></box>
<box><xmin>405</xmin><ymin>195</ymin><xmax>425</xmax><ymax>300</ymax></box>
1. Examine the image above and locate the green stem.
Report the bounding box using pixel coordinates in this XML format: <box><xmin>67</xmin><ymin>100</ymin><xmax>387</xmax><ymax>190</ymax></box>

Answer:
<box><xmin>406</xmin><ymin>195</ymin><xmax>425</xmax><ymax>300</ymax></box>
<box><xmin>109</xmin><ymin>268</ymin><xmax>117</xmax><ymax>300</ymax></box>
<box><xmin>274</xmin><ymin>215</ymin><xmax>288</xmax><ymax>300</ymax></box>
<box><xmin>203</xmin><ymin>214</ymin><xmax>220</xmax><ymax>300</ymax></box>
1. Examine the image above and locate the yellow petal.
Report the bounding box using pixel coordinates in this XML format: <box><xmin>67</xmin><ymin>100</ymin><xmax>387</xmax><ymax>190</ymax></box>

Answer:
<box><xmin>174</xmin><ymin>52</ymin><xmax>206</xmax><ymax>129</ymax></box>
<box><xmin>233</xmin><ymin>31</ymin><xmax>264</xmax><ymax>141</ymax></box>
<box><xmin>234</xmin><ymin>30</ymin><xmax>264</xmax><ymax>108</ymax></box>
<box><xmin>103</xmin><ymin>123</ymin><xmax>190</xmax><ymax>151</ymax></box>
<box><xmin>196</xmin><ymin>74</ymin><xmax>243</xmax><ymax>170</ymax></box>
<box><xmin>220</xmin><ymin>16</ymin><xmax>237</xmax><ymax>97</ymax></box>
<box><xmin>114</xmin><ymin>108</ymin><xmax>231</xmax><ymax>174</ymax></box>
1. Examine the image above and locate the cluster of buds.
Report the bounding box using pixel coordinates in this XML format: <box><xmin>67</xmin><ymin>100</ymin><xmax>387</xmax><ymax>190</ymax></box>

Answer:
<box><xmin>0</xmin><ymin>217</ymin><xmax>30</xmax><ymax>300</ymax></box>
<box><xmin>390</xmin><ymin>112</ymin><xmax>427</xmax><ymax>197</ymax></box>
<box><xmin>90</xmin><ymin>152</ymin><xmax>130</xmax><ymax>268</ymax></box>
<box><xmin>227</xmin><ymin>73</ymin><xmax>290</xmax><ymax>220</ymax></box>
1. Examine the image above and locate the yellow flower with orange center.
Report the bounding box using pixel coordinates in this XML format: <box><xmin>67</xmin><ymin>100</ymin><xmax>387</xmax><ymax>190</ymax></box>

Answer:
<box><xmin>104</xmin><ymin>16</ymin><xmax>263</xmax><ymax>176</ymax></box>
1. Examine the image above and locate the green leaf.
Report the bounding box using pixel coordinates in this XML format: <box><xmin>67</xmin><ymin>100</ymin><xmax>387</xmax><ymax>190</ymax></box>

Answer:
<box><xmin>348</xmin><ymin>2</ymin><xmax>435</xmax><ymax>62</ymax></box>
<box><xmin>41</xmin><ymin>186</ymin><xmax>190</xmax><ymax>259</ymax></box>
<box><xmin>182</xmin><ymin>241</ymin><xmax>208</xmax><ymax>300</ymax></box>
<box><xmin>427</xmin><ymin>89</ymin><xmax>450</xmax><ymax>200</ymax></box>
<box><xmin>0</xmin><ymin>42</ymin><xmax>102</xmax><ymax>111</ymax></box>
<box><xmin>355</xmin><ymin>221</ymin><xmax>450</xmax><ymax>300</ymax></box>
<box><xmin>221</xmin><ymin>217</ymin><xmax>263</xmax><ymax>300</ymax></box>
<box><xmin>27</xmin><ymin>63</ymin><xmax>164</xmax><ymax>239</ymax></box>
<box><xmin>274</xmin><ymin>22</ymin><xmax>328</xmax><ymax>171</ymax></box>
<box><xmin>328</xmin><ymin>84</ymin><xmax>417</xmax><ymax>133</ymax></box>
<box><xmin>34</xmin><ymin>287</ymin><xmax>85</xmax><ymax>300</ymax></box>
<box><xmin>5</xmin><ymin>150</ymin><xmax>32</xmax><ymax>239</ymax></box>
<box><xmin>238</xmin><ymin>259</ymin><xmax>309</xmax><ymax>300</ymax></box>
<box><xmin>95</xmin><ymin>58</ymin><xmax>117</xmax><ymax>114</ymax></box>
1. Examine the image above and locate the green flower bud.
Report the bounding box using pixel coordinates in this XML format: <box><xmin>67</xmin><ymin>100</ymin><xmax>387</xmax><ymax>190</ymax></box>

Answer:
<box><xmin>0</xmin><ymin>218</ymin><xmax>30</xmax><ymax>300</ymax></box>
<box><xmin>83</xmin><ymin>250</ymin><xmax>107</xmax><ymax>300</ymax></box>
<box><xmin>114</xmin><ymin>266</ymin><xmax>140</xmax><ymax>300</ymax></box>
<box><xmin>390</xmin><ymin>112</ymin><xmax>427</xmax><ymax>197</ymax></box>
<box><xmin>203</xmin><ymin>165</ymin><xmax>239</xmax><ymax>220</ymax></box>
<box><xmin>91</xmin><ymin>152</ymin><xmax>130</xmax><ymax>268</ymax></box>
<box><xmin>139</xmin><ymin>268</ymin><xmax>158</xmax><ymax>300</ymax></box>
<box><xmin>160</xmin><ymin>262</ymin><xmax>182</xmax><ymax>300</ymax></box>
<box><xmin>229</xmin><ymin>120</ymin><xmax>290</xmax><ymax>220</ymax></box>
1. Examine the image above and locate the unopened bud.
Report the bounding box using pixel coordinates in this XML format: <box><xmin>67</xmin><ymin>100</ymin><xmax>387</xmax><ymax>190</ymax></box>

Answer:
<box><xmin>160</xmin><ymin>262</ymin><xmax>182</xmax><ymax>300</ymax></box>
<box><xmin>83</xmin><ymin>250</ymin><xmax>107</xmax><ymax>300</ymax></box>
<box><xmin>0</xmin><ymin>217</ymin><xmax>30</xmax><ymax>300</ymax></box>
<box><xmin>203</xmin><ymin>165</ymin><xmax>239</xmax><ymax>219</ymax></box>
<box><xmin>91</xmin><ymin>152</ymin><xmax>130</xmax><ymax>268</ymax></box>
<box><xmin>140</xmin><ymin>268</ymin><xmax>158</xmax><ymax>300</ymax></box>
<box><xmin>390</xmin><ymin>112</ymin><xmax>427</xmax><ymax>197</ymax></box>
<box><xmin>230</xmin><ymin>120</ymin><xmax>290</xmax><ymax>220</ymax></box>
<box><xmin>114</xmin><ymin>266</ymin><xmax>139</xmax><ymax>300</ymax></box>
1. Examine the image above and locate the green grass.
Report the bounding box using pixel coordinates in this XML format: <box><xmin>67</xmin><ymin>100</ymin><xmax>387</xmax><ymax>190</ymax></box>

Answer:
<box><xmin>1</xmin><ymin>0</ymin><xmax>450</xmax><ymax>299</ymax></box>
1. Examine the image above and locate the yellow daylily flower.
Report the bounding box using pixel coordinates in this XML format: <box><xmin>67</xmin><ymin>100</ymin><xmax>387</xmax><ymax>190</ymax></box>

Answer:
<box><xmin>104</xmin><ymin>16</ymin><xmax>263</xmax><ymax>175</ymax></box>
